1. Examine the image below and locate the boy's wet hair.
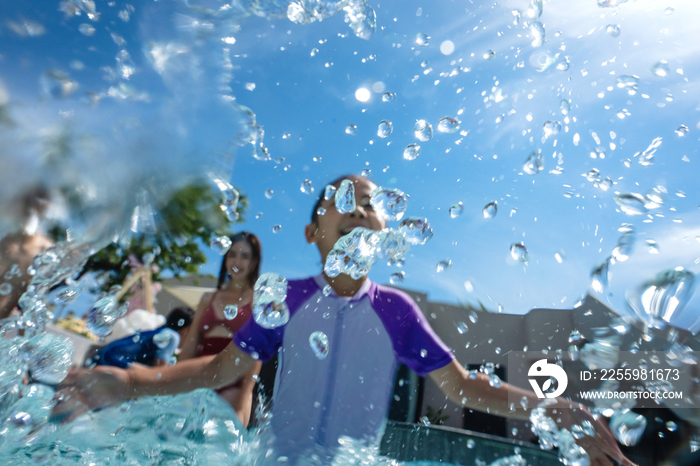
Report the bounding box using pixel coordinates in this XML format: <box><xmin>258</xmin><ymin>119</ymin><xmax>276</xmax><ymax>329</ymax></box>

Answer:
<box><xmin>309</xmin><ymin>174</ymin><xmax>373</xmax><ymax>224</ymax></box>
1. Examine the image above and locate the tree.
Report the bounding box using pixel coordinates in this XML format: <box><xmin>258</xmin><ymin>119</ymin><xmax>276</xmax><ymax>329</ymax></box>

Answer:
<box><xmin>55</xmin><ymin>181</ymin><xmax>247</xmax><ymax>295</ymax></box>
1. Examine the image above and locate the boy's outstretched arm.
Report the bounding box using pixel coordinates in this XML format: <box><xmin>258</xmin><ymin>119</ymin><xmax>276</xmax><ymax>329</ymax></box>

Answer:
<box><xmin>429</xmin><ymin>360</ymin><xmax>637</xmax><ymax>466</ymax></box>
<box><xmin>53</xmin><ymin>341</ymin><xmax>256</xmax><ymax>423</ymax></box>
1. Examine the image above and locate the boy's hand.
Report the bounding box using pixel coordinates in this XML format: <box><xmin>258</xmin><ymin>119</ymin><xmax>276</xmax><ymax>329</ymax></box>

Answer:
<box><xmin>550</xmin><ymin>401</ymin><xmax>637</xmax><ymax>466</ymax></box>
<box><xmin>51</xmin><ymin>366</ymin><xmax>130</xmax><ymax>423</ymax></box>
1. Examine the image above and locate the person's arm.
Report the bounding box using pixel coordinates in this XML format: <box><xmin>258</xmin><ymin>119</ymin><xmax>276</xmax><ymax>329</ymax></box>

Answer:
<box><xmin>230</xmin><ymin>360</ymin><xmax>263</xmax><ymax>427</ymax></box>
<box><xmin>178</xmin><ymin>292</ymin><xmax>212</xmax><ymax>360</ymax></box>
<box><xmin>54</xmin><ymin>341</ymin><xmax>256</xmax><ymax>423</ymax></box>
<box><xmin>429</xmin><ymin>360</ymin><xmax>636</xmax><ymax>466</ymax></box>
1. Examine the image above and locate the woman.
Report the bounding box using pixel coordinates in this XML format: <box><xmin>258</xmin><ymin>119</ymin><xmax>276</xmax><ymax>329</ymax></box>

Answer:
<box><xmin>178</xmin><ymin>231</ymin><xmax>263</xmax><ymax>427</ymax></box>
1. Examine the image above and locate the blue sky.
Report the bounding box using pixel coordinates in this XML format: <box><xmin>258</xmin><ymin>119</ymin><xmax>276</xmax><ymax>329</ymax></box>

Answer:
<box><xmin>2</xmin><ymin>0</ymin><xmax>699</xmax><ymax>329</ymax></box>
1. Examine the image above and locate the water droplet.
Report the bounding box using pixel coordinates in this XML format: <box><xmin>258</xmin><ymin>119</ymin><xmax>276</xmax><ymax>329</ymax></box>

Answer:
<box><xmin>636</xmin><ymin>136</ymin><xmax>663</xmax><ymax>167</ymax></box>
<box><xmin>626</xmin><ymin>268</ymin><xmax>695</xmax><ymax>328</ymax></box>
<box><xmin>414</xmin><ymin>120</ymin><xmax>433</xmax><ymax>141</ymax></box>
<box><xmin>309</xmin><ymin>331</ymin><xmax>329</xmax><ymax>359</ymax></box>
<box><xmin>560</xmin><ymin>99</ymin><xmax>571</xmax><ymax>115</ymax></box>
<box><xmin>0</xmin><ymin>283</ymin><xmax>12</xmax><ymax>296</ymax></box>
<box><xmin>153</xmin><ymin>329</ymin><xmax>172</xmax><ymax>349</ymax></box>
<box><xmin>272</xmin><ymin>225</ymin><xmax>282</xmax><ymax>234</ymax></box>
<box><xmin>489</xmin><ymin>374</ymin><xmax>502</xmax><ymax>387</ymax></box>
<box><xmin>482</xmin><ymin>201</ymin><xmax>498</xmax><ymax>219</ymax></box>
<box><xmin>437</xmin><ymin>117</ymin><xmax>460</xmax><ymax>133</ymax></box>
<box><xmin>316</xmin><ymin>207</ymin><xmax>326</xmax><ymax>216</ymax></box>
<box><xmin>590</xmin><ymin>258</ymin><xmax>610</xmax><ymax>293</ymax></box>
<box><xmin>415</xmin><ymin>33</ymin><xmax>429</xmax><ymax>46</ymax></box>
<box><xmin>377</xmin><ymin>120</ymin><xmax>393</xmax><ymax>138</ymax></box>
<box><xmin>510</xmin><ymin>243</ymin><xmax>529</xmax><ymax>264</ymax></box>
<box><xmin>436</xmin><ymin>260</ymin><xmax>452</xmax><ymax>273</ymax></box>
<box><xmin>675</xmin><ymin>125</ymin><xmax>689</xmax><ymax>136</ymax></box>
<box><xmin>322</xmin><ymin>285</ymin><xmax>332</xmax><ymax>297</ymax></box>
<box><xmin>664</xmin><ymin>7</ymin><xmax>674</xmax><ymax>15</ymax></box>
<box><xmin>651</xmin><ymin>60</ymin><xmax>669</xmax><ymax>77</ymax></box>
<box><xmin>265</xmin><ymin>189</ymin><xmax>274</xmax><ymax>199</ymax></box>
<box><xmin>420</xmin><ymin>60</ymin><xmax>429</xmax><ymax>68</ymax></box>
<box><xmin>483</xmin><ymin>50</ymin><xmax>495</xmax><ymax>60</ymax></box>
<box><xmin>467</xmin><ymin>439</ymin><xmax>475</xmax><ymax>449</ymax></box>
<box><xmin>345</xmin><ymin>124</ymin><xmax>357</xmax><ymax>135</ymax></box>
<box><xmin>456</xmin><ymin>322</ymin><xmax>468</xmax><ymax>334</ymax></box>
<box><xmin>529</xmin><ymin>22</ymin><xmax>545</xmax><ymax>47</ymax></box>
<box><xmin>569</xmin><ymin>330</ymin><xmax>583</xmax><ymax>343</ymax></box>
<box><xmin>543</xmin><ymin>121</ymin><xmax>561</xmax><ymax>138</ymax></box>
<box><xmin>614</xmin><ymin>193</ymin><xmax>648</xmax><ymax>215</ymax></box>
<box><xmin>398</xmin><ymin>217</ymin><xmax>433</xmax><ymax>245</ymax></box>
<box><xmin>324</xmin><ymin>184</ymin><xmax>337</xmax><ymax>201</ymax></box>
<box><xmin>469</xmin><ymin>311</ymin><xmax>479</xmax><ymax>324</ymax></box>
<box><xmin>666</xmin><ymin>421</ymin><xmax>677</xmax><ymax>432</ymax></box>
<box><xmin>606</xmin><ymin>24</ymin><xmax>620</xmax><ymax>37</ymax></box>
<box><xmin>222</xmin><ymin>304</ymin><xmax>239</xmax><ymax>321</ymax></box>
<box><xmin>610</xmin><ymin>412</ymin><xmax>647</xmax><ymax>446</ymax></box>
<box><xmin>253</xmin><ymin>300</ymin><xmax>290</xmax><ymax>329</ymax></box>
<box><xmin>57</xmin><ymin>287</ymin><xmax>79</xmax><ymax>303</ymax></box>
<box><xmin>86</xmin><ymin>296</ymin><xmax>122</xmax><ymax>337</ymax></box>
<box><xmin>78</xmin><ymin>23</ymin><xmax>95</xmax><ymax>36</ymax></box>
<box><xmin>556</xmin><ymin>57</ymin><xmax>570</xmax><ymax>71</ymax></box>
<box><xmin>335</xmin><ymin>179</ymin><xmax>356</xmax><ymax>214</ymax></box>
<box><xmin>526</xmin><ymin>0</ymin><xmax>543</xmax><ymax>18</ymax></box>
<box><xmin>449</xmin><ymin>202</ymin><xmax>463</xmax><ymax>218</ymax></box>
<box><xmin>420</xmin><ymin>349</ymin><xmax>428</xmax><ymax>358</ymax></box>
<box><xmin>210</xmin><ymin>236</ymin><xmax>232</xmax><ymax>255</ymax></box>
<box><xmin>390</xmin><ymin>271</ymin><xmax>405</xmax><ymax>285</ymax></box>
<box><xmin>26</xmin><ymin>333</ymin><xmax>73</xmax><ymax>385</ymax></box>
<box><xmin>382</xmin><ymin>92</ymin><xmax>396</xmax><ymax>102</ymax></box>
<box><xmin>403</xmin><ymin>144</ymin><xmax>421</xmax><ymax>160</ymax></box>
<box><xmin>300</xmin><ymin>179</ymin><xmax>315</xmax><ymax>195</ymax></box>
<box><xmin>523</xmin><ymin>150</ymin><xmax>544</xmax><ymax>175</ymax></box>
<box><xmin>370</xmin><ymin>187</ymin><xmax>408</xmax><ymax>221</ymax></box>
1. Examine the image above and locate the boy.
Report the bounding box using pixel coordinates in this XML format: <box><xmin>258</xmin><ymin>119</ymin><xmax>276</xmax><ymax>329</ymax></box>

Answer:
<box><xmin>56</xmin><ymin>176</ymin><xmax>633</xmax><ymax>466</ymax></box>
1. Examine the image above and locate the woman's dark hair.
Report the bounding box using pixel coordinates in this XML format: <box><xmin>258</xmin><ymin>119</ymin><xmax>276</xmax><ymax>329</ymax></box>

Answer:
<box><xmin>165</xmin><ymin>307</ymin><xmax>195</xmax><ymax>331</ymax></box>
<box><xmin>217</xmin><ymin>231</ymin><xmax>262</xmax><ymax>289</ymax></box>
<box><xmin>310</xmin><ymin>174</ymin><xmax>369</xmax><ymax>225</ymax></box>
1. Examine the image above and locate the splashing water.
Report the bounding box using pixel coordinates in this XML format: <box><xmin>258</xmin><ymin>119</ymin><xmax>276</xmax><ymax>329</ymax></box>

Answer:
<box><xmin>335</xmin><ymin>179</ymin><xmax>356</xmax><ymax>214</ymax></box>
<box><xmin>510</xmin><ymin>243</ymin><xmax>529</xmax><ymax>264</ymax></box>
<box><xmin>626</xmin><ymin>268</ymin><xmax>695</xmax><ymax>328</ymax></box>
<box><xmin>86</xmin><ymin>296</ymin><xmax>126</xmax><ymax>337</ymax></box>
<box><xmin>482</xmin><ymin>201</ymin><xmax>497</xmax><ymax>219</ymax></box>
<box><xmin>377</xmin><ymin>120</ymin><xmax>393</xmax><ymax>138</ymax></box>
<box><xmin>609</xmin><ymin>411</ymin><xmax>647</xmax><ymax>446</ymax></box>
<box><xmin>210</xmin><ymin>235</ymin><xmax>232</xmax><ymax>255</ymax></box>
<box><xmin>437</xmin><ymin>117</ymin><xmax>460</xmax><ymax>133</ymax></box>
<box><xmin>403</xmin><ymin>144</ymin><xmax>421</xmax><ymax>160</ymax></box>
<box><xmin>414</xmin><ymin>120</ymin><xmax>433</xmax><ymax>142</ymax></box>
<box><xmin>224</xmin><ymin>304</ymin><xmax>239</xmax><ymax>320</ymax></box>
<box><xmin>523</xmin><ymin>150</ymin><xmax>544</xmax><ymax>175</ymax></box>
<box><xmin>398</xmin><ymin>217</ymin><xmax>433</xmax><ymax>245</ymax></box>
<box><xmin>309</xmin><ymin>331</ymin><xmax>329</xmax><ymax>359</ymax></box>
<box><xmin>370</xmin><ymin>187</ymin><xmax>408</xmax><ymax>221</ymax></box>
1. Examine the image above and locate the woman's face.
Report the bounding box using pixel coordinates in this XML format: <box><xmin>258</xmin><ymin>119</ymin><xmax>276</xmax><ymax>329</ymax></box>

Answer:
<box><xmin>225</xmin><ymin>240</ymin><xmax>255</xmax><ymax>282</ymax></box>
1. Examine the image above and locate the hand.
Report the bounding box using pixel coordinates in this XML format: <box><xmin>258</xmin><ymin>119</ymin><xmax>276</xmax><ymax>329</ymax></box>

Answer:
<box><xmin>51</xmin><ymin>366</ymin><xmax>130</xmax><ymax>424</ymax></box>
<box><xmin>549</xmin><ymin>401</ymin><xmax>637</xmax><ymax>466</ymax></box>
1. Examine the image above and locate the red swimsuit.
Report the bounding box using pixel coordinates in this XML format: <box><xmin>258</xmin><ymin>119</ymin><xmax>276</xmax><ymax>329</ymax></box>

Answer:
<box><xmin>196</xmin><ymin>292</ymin><xmax>253</xmax><ymax>390</ymax></box>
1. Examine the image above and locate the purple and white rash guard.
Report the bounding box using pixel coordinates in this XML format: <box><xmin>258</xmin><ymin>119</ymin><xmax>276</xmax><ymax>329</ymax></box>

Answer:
<box><xmin>234</xmin><ymin>274</ymin><xmax>454</xmax><ymax>458</ymax></box>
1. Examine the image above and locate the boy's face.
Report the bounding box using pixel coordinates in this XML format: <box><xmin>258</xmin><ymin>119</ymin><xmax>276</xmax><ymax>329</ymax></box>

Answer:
<box><xmin>305</xmin><ymin>177</ymin><xmax>387</xmax><ymax>263</ymax></box>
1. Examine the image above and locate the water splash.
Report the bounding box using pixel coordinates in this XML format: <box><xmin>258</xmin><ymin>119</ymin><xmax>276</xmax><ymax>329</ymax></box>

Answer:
<box><xmin>309</xmin><ymin>330</ymin><xmax>329</xmax><ymax>359</ymax></box>
<box><xmin>370</xmin><ymin>187</ymin><xmax>408</xmax><ymax>221</ymax></box>
<box><xmin>335</xmin><ymin>179</ymin><xmax>356</xmax><ymax>214</ymax></box>
<box><xmin>414</xmin><ymin>120</ymin><xmax>433</xmax><ymax>142</ymax></box>
<box><xmin>626</xmin><ymin>268</ymin><xmax>695</xmax><ymax>328</ymax></box>
<box><xmin>398</xmin><ymin>217</ymin><xmax>433</xmax><ymax>245</ymax></box>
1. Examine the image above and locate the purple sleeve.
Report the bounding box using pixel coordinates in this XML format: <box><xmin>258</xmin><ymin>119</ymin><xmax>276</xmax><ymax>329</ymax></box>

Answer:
<box><xmin>370</xmin><ymin>284</ymin><xmax>454</xmax><ymax>377</ymax></box>
<box><xmin>233</xmin><ymin>277</ymin><xmax>318</xmax><ymax>361</ymax></box>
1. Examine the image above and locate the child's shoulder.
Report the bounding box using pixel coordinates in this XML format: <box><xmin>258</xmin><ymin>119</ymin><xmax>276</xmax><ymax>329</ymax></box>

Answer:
<box><xmin>371</xmin><ymin>282</ymin><xmax>418</xmax><ymax>309</ymax></box>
